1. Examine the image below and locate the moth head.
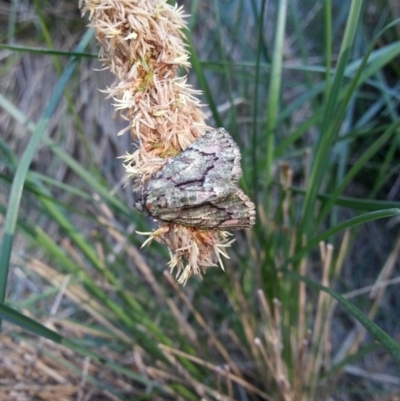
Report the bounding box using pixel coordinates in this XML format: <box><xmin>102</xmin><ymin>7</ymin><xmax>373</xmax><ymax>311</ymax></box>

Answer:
<box><xmin>135</xmin><ymin>199</ymin><xmax>144</xmax><ymax>212</ymax></box>
<box><xmin>135</xmin><ymin>198</ymin><xmax>154</xmax><ymax>217</ymax></box>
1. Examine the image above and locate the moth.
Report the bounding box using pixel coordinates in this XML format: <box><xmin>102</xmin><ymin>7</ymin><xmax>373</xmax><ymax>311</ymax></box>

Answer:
<box><xmin>135</xmin><ymin>128</ymin><xmax>256</xmax><ymax>230</ymax></box>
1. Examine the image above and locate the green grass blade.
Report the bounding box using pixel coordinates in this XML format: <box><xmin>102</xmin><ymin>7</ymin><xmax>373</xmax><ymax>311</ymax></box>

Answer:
<box><xmin>0</xmin><ymin>43</ymin><xmax>96</xmax><ymax>59</ymax></box>
<box><xmin>301</xmin><ymin>209</ymin><xmax>400</xmax><ymax>262</ymax></box>
<box><xmin>0</xmin><ymin>302</ymin><xmax>168</xmax><ymax>391</ymax></box>
<box><xmin>0</xmin><ymin>30</ymin><xmax>94</xmax><ymax>306</ymax></box>
<box><xmin>284</xmin><ymin>271</ymin><xmax>400</xmax><ymax>364</ymax></box>
<box><xmin>300</xmin><ymin>0</ymin><xmax>363</xmax><ymax>237</ymax></box>
<box><xmin>323</xmin><ymin>0</ymin><xmax>332</xmax><ymax>98</ymax></box>
<box><xmin>317</xmin><ymin>117</ymin><xmax>400</xmax><ymax>224</ymax></box>
<box><xmin>0</xmin><ymin>301</ymin><xmax>64</xmax><ymax>341</ymax></box>
<box><xmin>0</xmin><ymin>94</ymin><xmax>134</xmax><ymax>219</ymax></box>
<box><xmin>251</xmin><ymin>0</ymin><xmax>267</xmax><ymax>197</ymax></box>
<box><xmin>264</xmin><ymin>0</ymin><xmax>287</xmax><ymax>207</ymax></box>
<box><xmin>289</xmin><ymin>186</ymin><xmax>400</xmax><ymax>211</ymax></box>
<box><xmin>186</xmin><ymin>35</ymin><xmax>223</xmax><ymax>127</ymax></box>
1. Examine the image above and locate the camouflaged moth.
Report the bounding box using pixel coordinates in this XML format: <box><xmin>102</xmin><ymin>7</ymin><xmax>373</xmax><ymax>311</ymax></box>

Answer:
<box><xmin>135</xmin><ymin>128</ymin><xmax>256</xmax><ymax>230</ymax></box>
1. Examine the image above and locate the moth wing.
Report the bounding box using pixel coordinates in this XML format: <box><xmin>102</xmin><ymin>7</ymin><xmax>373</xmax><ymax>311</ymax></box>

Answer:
<box><xmin>192</xmin><ymin>128</ymin><xmax>243</xmax><ymax>185</ymax></box>
<box><xmin>138</xmin><ymin>128</ymin><xmax>255</xmax><ymax>229</ymax></box>
<box><xmin>149</xmin><ymin>189</ymin><xmax>256</xmax><ymax>230</ymax></box>
<box><xmin>146</xmin><ymin>128</ymin><xmax>243</xmax><ymax>189</ymax></box>
<box><xmin>142</xmin><ymin>185</ymin><xmax>232</xmax><ymax>217</ymax></box>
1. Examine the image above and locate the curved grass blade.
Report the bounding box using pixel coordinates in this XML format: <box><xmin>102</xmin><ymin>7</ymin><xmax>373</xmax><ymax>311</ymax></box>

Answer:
<box><xmin>317</xmin><ymin>116</ymin><xmax>400</xmax><ymax>225</ymax></box>
<box><xmin>305</xmin><ymin>209</ymin><xmax>400</xmax><ymax>260</ymax></box>
<box><xmin>0</xmin><ymin>43</ymin><xmax>96</xmax><ymax>59</ymax></box>
<box><xmin>300</xmin><ymin>0</ymin><xmax>363</xmax><ymax>238</ymax></box>
<box><xmin>0</xmin><ymin>302</ymin><xmax>169</xmax><ymax>392</ymax></box>
<box><xmin>264</xmin><ymin>0</ymin><xmax>287</xmax><ymax>209</ymax></box>
<box><xmin>289</xmin><ymin>185</ymin><xmax>400</xmax><ymax>211</ymax></box>
<box><xmin>0</xmin><ymin>30</ymin><xmax>94</xmax><ymax>307</ymax></box>
<box><xmin>282</xmin><ymin>209</ymin><xmax>400</xmax><ymax>293</ymax></box>
<box><xmin>283</xmin><ymin>271</ymin><xmax>400</xmax><ymax>364</ymax></box>
<box><xmin>0</xmin><ymin>31</ymin><xmax>93</xmax><ymax>314</ymax></box>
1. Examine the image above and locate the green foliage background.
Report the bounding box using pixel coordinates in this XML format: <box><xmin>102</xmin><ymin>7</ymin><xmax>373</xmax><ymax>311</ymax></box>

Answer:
<box><xmin>1</xmin><ymin>0</ymin><xmax>400</xmax><ymax>399</ymax></box>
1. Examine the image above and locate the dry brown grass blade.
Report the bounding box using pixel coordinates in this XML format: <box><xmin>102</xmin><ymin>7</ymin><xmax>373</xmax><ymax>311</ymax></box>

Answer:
<box><xmin>333</xmin><ymin>233</ymin><xmax>400</xmax><ymax>365</ymax></box>
<box><xmin>163</xmin><ymin>271</ymin><xmax>244</xmax><ymax>378</ymax></box>
<box><xmin>228</xmin><ymin>271</ymin><xmax>260</xmax><ymax>363</ymax></box>
<box><xmin>294</xmin><ymin>244</ymin><xmax>307</xmax><ymax>397</ymax></box>
<box><xmin>256</xmin><ymin>292</ymin><xmax>293</xmax><ymax>401</ymax></box>
<box><xmin>94</xmin><ymin>211</ymin><xmax>166</xmax><ymax>300</ymax></box>
<box><xmin>0</xmin><ymin>332</ymin><xmax>133</xmax><ymax>401</ymax></box>
<box><xmin>159</xmin><ymin>344</ymin><xmax>270</xmax><ymax>401</ymax></box>
<box><xmin>158</xmin><ymin>344</ymin><xmax>227</xmax><ymax>401</ymax></box>
<box><xmin>165</xmin><ymin>297</ymin><xmax>198</xmax><ymax>343</ymax></box>
<box><xmin>26</xmin><ymin>257</ymin><xmax>132</xmax><ymax>343</ymax></box>
<box><xmin>306</xmin><ymin>242</ymin><xmax>333</xmax><ymax>399</ymax></box>
<box><xmin>370</xmin><ymin>233</ymin><xmax>400</xmax><ymax>299</ymax></box>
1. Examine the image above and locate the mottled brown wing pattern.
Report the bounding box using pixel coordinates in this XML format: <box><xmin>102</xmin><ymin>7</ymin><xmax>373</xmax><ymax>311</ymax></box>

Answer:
<box><xmin>136</xmin><ymin>128</ymin><xmax>256</xmax><ymax>230</ymax></box>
